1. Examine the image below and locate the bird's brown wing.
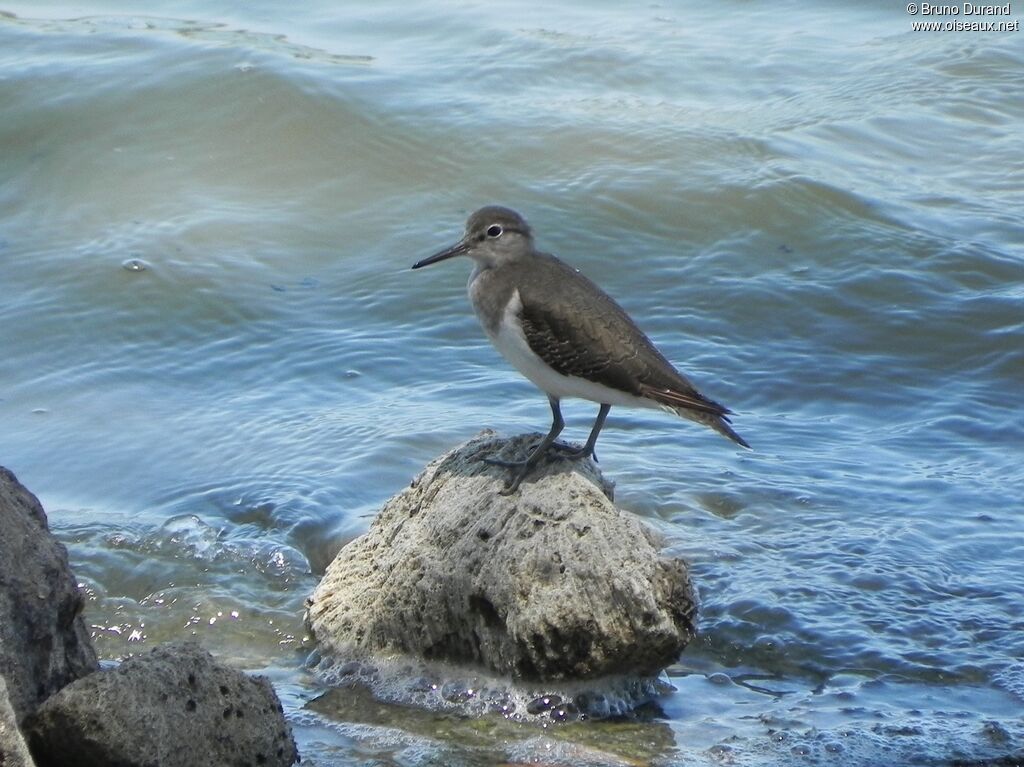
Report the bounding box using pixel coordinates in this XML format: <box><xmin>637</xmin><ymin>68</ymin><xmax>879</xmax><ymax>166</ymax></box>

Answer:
<box><xmin>515</xmin><ymin>254</ymin><xmax>728</xmax><ymax>419</ymax></box>
<box><xmin>515</xmin><ymin>255</ymin><xmax>750</xmax><ymax>448</ymax></box>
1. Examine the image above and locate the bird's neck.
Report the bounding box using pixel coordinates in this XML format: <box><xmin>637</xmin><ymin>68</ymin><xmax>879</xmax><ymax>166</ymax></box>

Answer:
<box><xmin>468</xmin><ymin>262</ymin><xmax>518</xmax><ymax>337</ymax></box>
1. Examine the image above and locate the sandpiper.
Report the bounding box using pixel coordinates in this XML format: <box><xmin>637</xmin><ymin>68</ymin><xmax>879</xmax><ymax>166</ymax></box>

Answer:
<box><xmin>412</xmin><ymin>205</ymin><xmax>749</xmax><ymax>493</ymax></box>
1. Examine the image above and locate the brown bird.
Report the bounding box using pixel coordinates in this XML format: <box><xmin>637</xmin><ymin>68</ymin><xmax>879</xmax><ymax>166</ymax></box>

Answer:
<box><xmin>413</xmin><ymin>206</ymin><xmax>749</xmax><ymax>493</ymax></box>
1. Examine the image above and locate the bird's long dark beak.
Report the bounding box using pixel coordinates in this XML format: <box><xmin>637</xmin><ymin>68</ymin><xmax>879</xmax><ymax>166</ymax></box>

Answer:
<box><xmin>411</xmin><ymin>239</ymin><xmax>469</xmax><ymax>270</ymax></box>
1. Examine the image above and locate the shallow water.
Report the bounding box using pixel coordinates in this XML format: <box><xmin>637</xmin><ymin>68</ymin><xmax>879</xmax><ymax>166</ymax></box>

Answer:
<box><xmin>2</xmin><ymin>1</ymin><xmax>1023</xmax><ymax>764</ymax></box>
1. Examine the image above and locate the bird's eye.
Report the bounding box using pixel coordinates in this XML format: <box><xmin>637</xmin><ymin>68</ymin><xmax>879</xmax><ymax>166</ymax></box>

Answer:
<box><xmin>486</xmin><ymin>224</ymin><xmax>503</xmax><ymax>238</ymax></box>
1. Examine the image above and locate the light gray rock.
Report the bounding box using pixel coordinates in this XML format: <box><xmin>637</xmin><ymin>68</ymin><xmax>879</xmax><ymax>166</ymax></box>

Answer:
<box><xmin>306</xmin><ymin>430</ymin><xmax>696</xmax><ymax>681</ymax></box>
<box><xmin>0</xmin><ymin>467</ymin><xmax>98</xmax><ymax>725</ymax></box>
<box><xmin>1</xmin><ymin>676</ymin><xmax>36</xmax><ymax>767</ymax></box>
<box><xmin>24</xmin><ymin>642</ymin><xmax>298</xmax><ymax>767</ymax></box>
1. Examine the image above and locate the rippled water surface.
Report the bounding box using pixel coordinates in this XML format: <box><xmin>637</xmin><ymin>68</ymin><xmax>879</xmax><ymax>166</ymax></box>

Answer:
<box><xmin>2</xmin><ymin>1</ymin><xmax>1023</xmax><ymax>764</ymax></box>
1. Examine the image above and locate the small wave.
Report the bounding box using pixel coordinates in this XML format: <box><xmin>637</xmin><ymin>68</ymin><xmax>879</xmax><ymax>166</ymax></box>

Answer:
<box><xmin>102</xmin><ymin>513</ymin><xmax>311</xmax><ymax>580</ymax></box>
<box><xmin>308</xmin><ymin>652</ymin><xmax>674</xmax><ymax>723</ymax></box>
<box><xmin>993</xmin><ymin>662</ymin><xmax>1024</xmax><ymax>703</ymax></box>
<box><xmin>1</xmin><ymin>12</ymin><xmax>372</xmax><ymax>66</ymax></box>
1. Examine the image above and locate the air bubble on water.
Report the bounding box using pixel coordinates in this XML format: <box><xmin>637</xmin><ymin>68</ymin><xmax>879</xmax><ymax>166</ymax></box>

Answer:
<box><xmin>526</xmin><ymin>694</ymin><xmax>562</xmax><ymax>715</ymax></box>
<box><xmin>122</xmin><ymin>257</ymin><xmax>150</xmax><ymax>272</ymax></box>
<box><xmin>248</xmin><ymin>541</ymin><xmax>312</xmax><ymax>578</ymax></box>
<box><xmin>158</xmin><ymin>514</ymin><xmax>221</xmax><ymax>560</ymax></box>
<box><xmin>708</xmin><ymin>743</ymin><xmax>733</xmax><ymax>761</ymax></box>
<box><xmin>440</xmin><ymin>681</ymin><xmax>475</xmax><ymax>704</ymax></box>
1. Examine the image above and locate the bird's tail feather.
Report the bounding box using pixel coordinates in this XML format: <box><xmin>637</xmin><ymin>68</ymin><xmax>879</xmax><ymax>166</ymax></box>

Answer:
<box><xmin>705</xmin><ymin>413</ymin><xmax>751</xmax><ymax>449</ymax></box>
<box><xmin>639</xmin><ymin>383</ymin><xmax>751</xmax><ymax>449</ymax></box>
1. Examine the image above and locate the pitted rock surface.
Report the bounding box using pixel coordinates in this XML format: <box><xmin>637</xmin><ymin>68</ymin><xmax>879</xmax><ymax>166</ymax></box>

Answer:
<box><xmin>25</xmin><ymin>642</ymin><xmax>298</xmax><ymax>767</ymax></box>
<box><xmin>0</xmin><ymin>467</ymin><xmax>98</xmax><ymax>726</ymax></box>
<box><xmin>306</xmin><ymin>430</ymin><xmax>696</xmax><ymax>681</ymax></box>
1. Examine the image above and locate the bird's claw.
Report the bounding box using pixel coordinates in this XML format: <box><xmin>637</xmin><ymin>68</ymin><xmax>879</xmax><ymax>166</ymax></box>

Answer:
<box><xmin>482</xmin><ymin>456</ymin><xmax>529</xmax><ymax>469</ymax></box>
<box><xmin>482</xmin><ymin>439</ymin><xmax>598</xmax><ymax>495</ymax></box>
<box><xmin>547</xmin><ymin>443</ymin><xmax>598</xmax><ymax>463</ymax></box>
<box><xmin>498</xmin><ymin>467</ymin><xmax>530</xmax><ymax>495</ymax></box>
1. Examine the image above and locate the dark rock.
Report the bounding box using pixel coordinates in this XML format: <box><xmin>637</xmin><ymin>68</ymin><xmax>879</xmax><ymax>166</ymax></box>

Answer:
<box><xmin>0</xmin><ymin>467</ymin><xmax>98</xmax><ymax>725</ymax></box>
<box><xmin>1</xmin><ymin>676</ymin><xmax>36</xmax><ymax>767</ymax></box>
<box><xmin>24</xmin><ymin>642</ymin><xmax>298</xmax><ymax>767</ymax></box>
<box><xmin>306</xmin><ymin>430</ymin><xmax>696</xmax><ymax>681</ymax></box>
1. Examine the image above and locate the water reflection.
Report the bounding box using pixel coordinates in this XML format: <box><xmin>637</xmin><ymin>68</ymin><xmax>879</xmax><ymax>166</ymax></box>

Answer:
<box><xmin>308</xmin><ymin>683</ymin><xmax>679</xmax><ymax>767</ymax></box>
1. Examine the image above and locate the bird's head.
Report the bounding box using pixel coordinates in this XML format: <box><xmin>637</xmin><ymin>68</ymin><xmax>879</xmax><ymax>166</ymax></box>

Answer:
<box><xmin>412</xmin><ymin>206</ymin><xmax>533</xmax><ymax>270</ymax></box>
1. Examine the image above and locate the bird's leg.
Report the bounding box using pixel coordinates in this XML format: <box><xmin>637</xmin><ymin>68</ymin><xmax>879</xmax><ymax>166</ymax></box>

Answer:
<box><xmin>484</xmin><ymin>397</ymin><xmax>564</xmax><ymax>469</ymax></box>
<box><xmin>484</xmin><ymin>397</ymin><xmax>565</xmax><ymax>493</ymax></box>
<box><xmin>550</xmin><ymin>403</ymin><xmax>610</xmax><ymax>463</ymax></box>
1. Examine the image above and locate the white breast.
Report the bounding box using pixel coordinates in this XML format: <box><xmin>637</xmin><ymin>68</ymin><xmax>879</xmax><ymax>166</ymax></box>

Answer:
<box><xmin>480</xmin><ymin>288</ymin><xmax>664</xmax><ymax>411</ymax></box>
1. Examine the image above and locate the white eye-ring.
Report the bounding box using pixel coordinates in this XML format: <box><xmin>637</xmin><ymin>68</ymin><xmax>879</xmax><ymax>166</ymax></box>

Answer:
<box><xmin>486</xmin><ymin>224</ymin><xmax>503</xmax><ymax>238</ymax></box>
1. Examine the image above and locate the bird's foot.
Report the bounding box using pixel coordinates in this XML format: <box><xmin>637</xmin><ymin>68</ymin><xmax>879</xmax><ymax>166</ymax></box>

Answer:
<box><xmin>483</xmin><ymin>448</ymin><xmax>598</xmax><ymax>497</ymax></box>
<box><xmin>497</xmin><ymin>465</ymin><xmax>532</xmax><ymax>496</ymax></box>
<box><xmin>482</xmin><ymin>443</ymin><xmax>551</xmax><ymax>494</ymax></box>
<box><xmin>481</xmin><ymin>436</ymin><xmax>551</xmax><ymax>469</ymax></box>
<box><xmin>482</xmin><ymin>440</ymin><xmax>591</xmax><ymax>495</ymax></box>
<box><xmin>482</xmin><ymin>456</ymin><xmax>529</xmax><ymax>469</ymax></box>
<box><xmin>482</xmin><ymin>454</ymin><xmax>538</xmax><ymax>495</ymax></box>
<box><xmin>547</xmin><ymin>442</ymin><xmax>598</xmax><ymax>463</ymax></box>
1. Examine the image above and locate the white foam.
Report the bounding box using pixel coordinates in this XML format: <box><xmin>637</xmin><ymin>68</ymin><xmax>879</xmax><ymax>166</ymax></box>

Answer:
<box><xmin>308</xmin><ymin>651</ymin><xmax>674</xmax><ymax>723</ymax></box>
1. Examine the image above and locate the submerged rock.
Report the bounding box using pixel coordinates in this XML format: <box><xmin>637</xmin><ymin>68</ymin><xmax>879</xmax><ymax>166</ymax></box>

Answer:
<box><xmin>306</xmin><ymin>430</ymin><xmax>696</xmax><ymax>682</ymax></box>
<box><xmin>0</xmin><ymin>467</ymin><xmax>98</xmax><ymax>725</ymax></box>
<box><xmin>24</xmin><ymin>642</ymin><xmax>298</xmax><ymax>767</ymax></box>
